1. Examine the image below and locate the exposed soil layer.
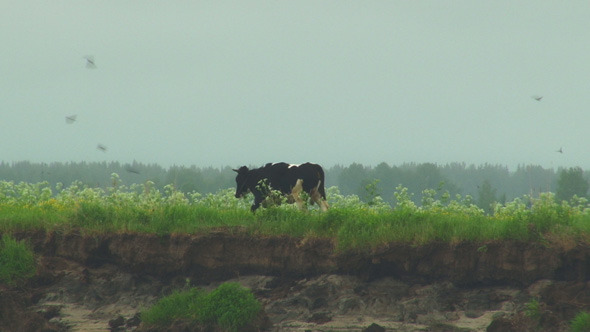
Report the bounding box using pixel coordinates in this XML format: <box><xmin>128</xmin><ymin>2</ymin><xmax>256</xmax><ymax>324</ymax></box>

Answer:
<box><xmin>2</xmin><ymin>229</ymin><xmax>590</xmax><ymax>331</ymax></box>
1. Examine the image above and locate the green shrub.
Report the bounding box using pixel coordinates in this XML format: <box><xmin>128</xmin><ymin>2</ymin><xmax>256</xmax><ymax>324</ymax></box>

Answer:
<box><xmin>571</xmin><ymin>311</ymin><xmax>590</xmax><ymax>332</ymax></box>
<box><xmin>0</xmin><ymin>235</ymin><xmax>36</xmax><ymax>286</ymax></box>
<box><xmin>199</xmin><ymin>282</ymin><xmax>262</xmax><ymax>332</ymax></box>
<box><xmin>141</xmin><ymin>288</ymin><xmax>204</xmax><ymax>325</ymax></box>
<box><xmin>141</xmin><ymin>283</ymin><xmax>261</xmax><ymax>332</ymax></box>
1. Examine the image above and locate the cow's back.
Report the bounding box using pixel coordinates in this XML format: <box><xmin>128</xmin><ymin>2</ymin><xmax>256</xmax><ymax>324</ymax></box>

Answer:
<box><xmin>262</xmin><ymin>162</ymin><xmax>325</xmax><ymax>197</ymax></box>
<box><xmin>263</xmin><ymin>162</ymin><xmax>294</xmax><ymax>194</ymax></box>
<box><xmin>292</xmin><ymin>163</ymin><xmax>326</xmax><ymax>198</ymax></box>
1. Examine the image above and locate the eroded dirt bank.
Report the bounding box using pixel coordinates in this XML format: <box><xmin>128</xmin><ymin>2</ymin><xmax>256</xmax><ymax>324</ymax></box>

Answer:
<box><xmin>3</xmin><ymin>230</ymin><xmax>590</xmax><ymax>331</ymax></box>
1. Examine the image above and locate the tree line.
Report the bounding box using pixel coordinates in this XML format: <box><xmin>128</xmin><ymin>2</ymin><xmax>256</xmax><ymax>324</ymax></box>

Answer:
<box><xmin>1</xmin><ymin>161</ymin><xmax>588</xmax><ymax>213</ymax></box>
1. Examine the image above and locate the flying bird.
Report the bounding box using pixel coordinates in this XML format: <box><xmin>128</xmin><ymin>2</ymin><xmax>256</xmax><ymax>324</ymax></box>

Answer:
<box><xmin>125</xmin><ymin>166</ymin><xmax>140</xmax><ymax>174</ymax></box>
<box><xmin>532</xmin><ymin>95</ymin><xmax>543</xmax><ymax>101</ymax></box>
<box><xmin>557</xmin><ymin>147</ymin><xmax>563</xmax><ymax>154</ymax></box>
<box><xmin>84</xmin><ymin>56</ymin><xmax>96</xmax><ymax>69</ymax></box>
<box><xmin>65</xmin><ymin>115</ymin><xmax>77</xmax><ymax>124</ymax></box>
<box><xmin>97</xmin><ymin>144</ymin><xmax>107</xmax><ymax>152</ymax></box>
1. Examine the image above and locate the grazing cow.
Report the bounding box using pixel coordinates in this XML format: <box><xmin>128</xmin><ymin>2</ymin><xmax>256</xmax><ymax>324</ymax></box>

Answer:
<box><xmin>233</xmin><ymin>162</ymin><xmax>329</xmax><ymax>212</ymax></box>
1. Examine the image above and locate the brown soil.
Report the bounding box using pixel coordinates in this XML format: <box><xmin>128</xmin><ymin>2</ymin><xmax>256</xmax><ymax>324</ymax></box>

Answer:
<box><xmin>2</xmin><ymin>229</ymin><xmax>590</xmax><ymax>331</ymax></box>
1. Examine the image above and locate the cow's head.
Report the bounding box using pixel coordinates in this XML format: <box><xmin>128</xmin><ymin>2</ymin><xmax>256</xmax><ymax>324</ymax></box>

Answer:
<box><xmin>233</xmin><ymin>166</ymin><xmax>250</xmax><ymax>198</ymax></box>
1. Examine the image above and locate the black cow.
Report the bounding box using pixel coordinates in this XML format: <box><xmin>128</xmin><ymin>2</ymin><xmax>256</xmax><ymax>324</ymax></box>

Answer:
<box><xmin>233</xmin><ymin>162</ymin><xmax>329</xmax><ymax>212</ymax></box>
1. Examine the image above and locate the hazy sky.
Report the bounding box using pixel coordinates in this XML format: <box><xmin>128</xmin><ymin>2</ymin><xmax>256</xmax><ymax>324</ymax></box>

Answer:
<box><xmin>2</xmin><ymin>1</ymin><xmax>590</xmax><ymax>170</ymax></box>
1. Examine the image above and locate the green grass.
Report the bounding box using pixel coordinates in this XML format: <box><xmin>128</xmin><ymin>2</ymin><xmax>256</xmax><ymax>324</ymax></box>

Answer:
<box><xmin>0</xmin><ymin>234</ymin><xmax>36</xmax><ymax>286</ymax></box>
<box><xmin>141</xmin><ymin>287</ymin><xmax>205</xmax><ymax>325</ymax></box>
<box><xmin>524</xmin><ymin>298</ymin><xmax>542</xmax><ymax>321</ymax></box>
<box><xmin>199</xmin><ymin>282</ymin><xmax>262</xmax><ymax>332</ymax></box>
<box><xmin>570</xmin><ymin>311</ymin><xmax>590</xmax><ymax>332</ymax></box>
<box><xmin>2</xmin><ymin>179</ymin><xmax>590</xmax><ymax>250</ymax></box>
<box><xmin>141</xmin><ymin>282</ymin><xmax>261</xmax><ymax>332</ymax></box>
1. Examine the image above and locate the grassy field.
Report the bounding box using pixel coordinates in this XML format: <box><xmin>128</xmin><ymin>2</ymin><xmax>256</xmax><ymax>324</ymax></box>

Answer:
<box><xmin>2</xmin><ymin>174</ymin><xmax>590</xmax><ymax>250</ymax></box>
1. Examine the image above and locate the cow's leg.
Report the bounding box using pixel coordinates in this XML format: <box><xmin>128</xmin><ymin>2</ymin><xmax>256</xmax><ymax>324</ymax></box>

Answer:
<box><xmin>251</xmin><ymin>202</ymin><xmax>261</xmax><ymax>212</ymax></box>
<box><xmin>310</xmin><ymin>181</ymin><xmax>329</xmax><ymax>211</ymax></box>
<box><xmin>291</xmin><ymin>179</ymin><xmax>305</xmax><ymax>210</ymax></box>
<box><xmin>251</xmin><ymin>192</ymin><xmax>264</xmax><ymax>212</ymax></box>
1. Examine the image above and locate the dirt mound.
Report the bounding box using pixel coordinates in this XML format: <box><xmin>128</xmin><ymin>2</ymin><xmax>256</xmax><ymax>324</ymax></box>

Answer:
<box><xmin>3</xmin><ymin>230</ymin><xmax>590</xmax><ymax>331</ymax></box>
<box><xmin>0</xmin><ymin>287</ymin><xmax>65</xmax><ymax>332</ymax></box>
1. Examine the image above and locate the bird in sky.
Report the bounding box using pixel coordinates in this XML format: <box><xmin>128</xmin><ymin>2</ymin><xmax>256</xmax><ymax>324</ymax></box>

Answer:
<box><xmin>532</xmin><ymin>95</ymin><xmax>543</xmax><ymax>101</ymax></box>
<box><xmin>557</xmin><ymin>147</ymin><xmax>563</xmax><ymax>154</ymax></box>
<box><xmin>97</xmin><ymin>144</ymin><xmax>107</xmax><ymax>152</ymax></box>
<box><xmin>84</xmin><ymin>56</ymin><xmax>96</xmax><ymax>69</ymax></box>
<box><xmin>125</xmin><ymin>166</ymin><xmax>140</xmax><ymax>174</ymax></box>
<box><xmin>65</xmin><ymin>115</ymin><xmax>77</xmax><ymax>124</ymax></box>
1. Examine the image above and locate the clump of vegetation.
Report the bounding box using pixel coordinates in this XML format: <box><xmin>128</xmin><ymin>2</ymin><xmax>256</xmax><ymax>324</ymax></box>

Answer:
<box><xmin>570</xmin><ymin>311</ymin><xmax>590</xmax><ymax>332</ymax></box>
<box><xmin>199</xmin><ymin>282</ymin><xmax>262</xmax><ymax>331</ymax></box>
<box><xmin>0</xmin><ymin>234</ymin><xmax>36</xmax><ymax>286</ymax></box>
<box><xmin>141</xmin><ymin>288</ymin><xmax>205</xmax><ymax>326</ymax></box>
<box><xmin>524</xmin><ymin>298</ymin><xmax>542</xmax><ymax>321</ymax></box>
<box><xmin>141</xmin><ymin>282</ymin><xmax>261</xmax><ymax>332</ymax></box>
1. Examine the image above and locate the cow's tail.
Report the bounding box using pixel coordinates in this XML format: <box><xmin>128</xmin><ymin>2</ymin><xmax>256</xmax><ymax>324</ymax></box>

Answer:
<box><xmin>315</xmin><ymin>175</ymin><xmax>329</xmax><ymax>211</ymax></box>
<box><xmin>317</xmin><ymin>167</ymin><xmax>327</xmax><ymax>200</ymax></box>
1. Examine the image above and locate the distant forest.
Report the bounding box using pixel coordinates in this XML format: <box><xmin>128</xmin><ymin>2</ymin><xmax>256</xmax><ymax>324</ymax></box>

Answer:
<box><xmin>1</xmin><ymin>161</ymin><xmax>588</xmax><ymax>212</ymax></box>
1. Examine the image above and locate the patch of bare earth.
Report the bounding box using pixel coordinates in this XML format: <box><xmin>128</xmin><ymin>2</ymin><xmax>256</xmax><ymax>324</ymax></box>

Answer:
<box><xmin>2</xmin><ymin>229</ymin><xmax>590</xmax><ymax>331</ymax></box>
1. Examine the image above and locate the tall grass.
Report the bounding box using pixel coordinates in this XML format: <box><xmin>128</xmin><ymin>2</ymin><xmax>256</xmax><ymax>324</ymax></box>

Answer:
<box><xmin>0</xmin><ymin>234</ymin><xmax>36</xmax><ymax>286</ymax></box>
<box><xmin>2</xmin><ymin>176</ymin><xmax>590</xmax><ymax>249</ymax></box>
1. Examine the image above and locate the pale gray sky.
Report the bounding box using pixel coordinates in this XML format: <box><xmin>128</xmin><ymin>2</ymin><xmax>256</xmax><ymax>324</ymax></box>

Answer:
<box><xmin>2</xmin><ymin>1</ymin><xmax>589</xmax><ymax>170</ymax></box>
